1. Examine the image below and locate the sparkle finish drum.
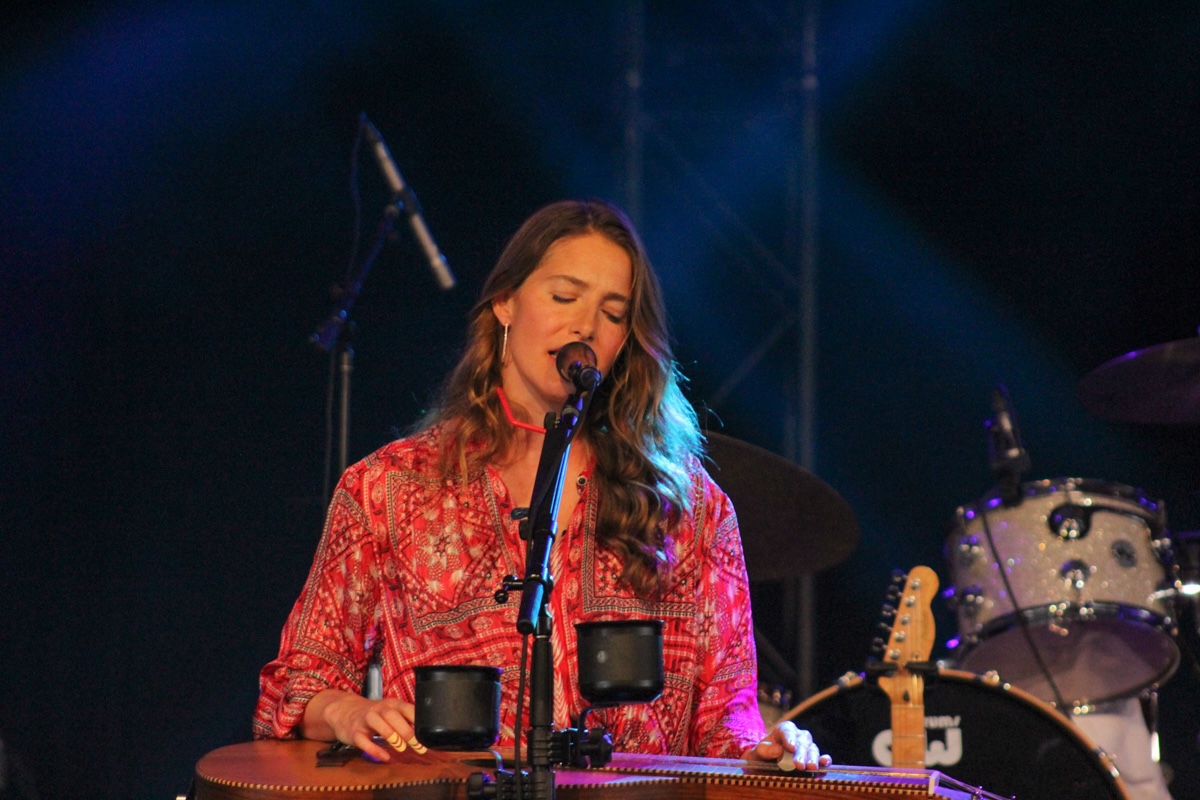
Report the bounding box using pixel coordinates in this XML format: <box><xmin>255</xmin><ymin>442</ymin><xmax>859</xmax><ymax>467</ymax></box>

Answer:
<box><xmin>946</xmin><ymin>478</ymin><xmax>1178</xmax><ymax>707</ymax></box>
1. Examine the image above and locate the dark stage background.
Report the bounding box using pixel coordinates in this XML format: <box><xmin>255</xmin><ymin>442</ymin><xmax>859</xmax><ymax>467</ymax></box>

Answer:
<box><xmin>3</xmin><ymin>3</ymin><xmax>1199</xmax><ymax>799</ymax></box>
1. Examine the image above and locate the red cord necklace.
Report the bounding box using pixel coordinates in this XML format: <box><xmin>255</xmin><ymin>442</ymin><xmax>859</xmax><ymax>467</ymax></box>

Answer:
<box><xmin>496</xmin><ymin>386</ymin><xmax>547</xmax><ymax>434</ymax></box>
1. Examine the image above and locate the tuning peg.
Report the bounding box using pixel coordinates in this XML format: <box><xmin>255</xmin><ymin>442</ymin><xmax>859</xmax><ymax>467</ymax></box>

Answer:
<box><xmin>879</xmin><ymin>603</ymin><xmax>897</xmax><ymax>619</ymax></box>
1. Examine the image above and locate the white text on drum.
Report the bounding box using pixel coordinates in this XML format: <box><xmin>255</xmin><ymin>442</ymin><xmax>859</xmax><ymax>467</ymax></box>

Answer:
<box><xmin>872</xmin><ymin>721</ymin><xmax>963</xmax><ymax>768</ymax></box>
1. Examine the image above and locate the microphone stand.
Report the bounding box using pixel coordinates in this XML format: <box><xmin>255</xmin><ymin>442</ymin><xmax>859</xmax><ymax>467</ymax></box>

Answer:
<box><xmin>524</xmin><ymin>390</ymin><xmax>589</xmax><ymax>800</ymax></box>
<box><xmin>311</xmin><ymin>192</ymin><xmax>417</xmax><ymax>485</ymax></box>
<box><xmin>986</xmin><ymin>385</ymin><xmax>1030</xmax><ymax>507</ymax></box>
<box><xmin>488</xmin><ymin>388</ymin><xmax>592</xmax><ymax>800</ymax></box>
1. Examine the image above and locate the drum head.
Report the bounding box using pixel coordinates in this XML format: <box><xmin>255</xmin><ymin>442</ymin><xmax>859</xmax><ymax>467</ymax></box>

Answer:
<box><xmin>959</xmin><ymin>615</ymin><xmax>1179</xmax><ymax>708</ymax></box>
<box><xmin>788</xmin><ymin>670</ymin><xmax>1127</xmax><ymax>800</ymax></box>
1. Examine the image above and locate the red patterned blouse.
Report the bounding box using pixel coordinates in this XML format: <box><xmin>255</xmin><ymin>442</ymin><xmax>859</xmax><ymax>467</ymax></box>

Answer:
<box><xmin>253</xmin><ymin>426</ymin><xmax>764</xmax><ymax>758</ymax></box>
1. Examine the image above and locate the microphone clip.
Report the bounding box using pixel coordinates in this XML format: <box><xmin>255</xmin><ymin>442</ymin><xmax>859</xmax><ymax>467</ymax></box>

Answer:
<box><xmin>986</xmin><ymin>385</ymin><xmax>1031</xmax><ymax>506</ymax></box>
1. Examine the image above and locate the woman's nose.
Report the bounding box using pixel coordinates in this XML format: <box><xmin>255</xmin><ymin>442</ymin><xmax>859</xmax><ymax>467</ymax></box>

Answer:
<box><xmin>571</xmin><ymin>312</ymin><xmax>596</xmax><ymax>341</ymax></box>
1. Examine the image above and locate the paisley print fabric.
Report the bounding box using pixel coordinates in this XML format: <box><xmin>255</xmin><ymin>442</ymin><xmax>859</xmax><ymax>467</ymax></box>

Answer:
<box><xmin>253</xmin><ymin>426</ymin><xmax>764</xmax><ymax>758</ymax></box>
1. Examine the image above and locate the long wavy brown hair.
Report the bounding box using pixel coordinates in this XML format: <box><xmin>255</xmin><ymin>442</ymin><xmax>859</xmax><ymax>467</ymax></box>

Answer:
<box><xmin>424</xmin><ymin>199</ymin><xmax>701</xmax><ymax>596</ymax></box>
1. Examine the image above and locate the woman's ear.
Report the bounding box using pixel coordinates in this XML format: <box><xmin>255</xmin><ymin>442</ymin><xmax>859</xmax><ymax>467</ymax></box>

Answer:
<box><xmin>491</xmin><ymin>294</ymin><xmax>513</xmax><ymax>327</ymax></box>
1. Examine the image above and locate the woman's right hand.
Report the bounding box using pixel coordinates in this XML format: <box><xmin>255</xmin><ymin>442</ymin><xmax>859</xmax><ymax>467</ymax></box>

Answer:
<box><xmin>303</xmin><ymin>689</ymin><xmax>426</xmax><ymax>763</ymax></box>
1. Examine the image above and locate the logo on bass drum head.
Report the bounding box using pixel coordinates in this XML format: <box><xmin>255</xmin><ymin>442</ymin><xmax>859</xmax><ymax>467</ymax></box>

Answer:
<box><xmin>871</xmin><ymin>715</ymin><xmax>963</xmax><ymax>767</ymax></box>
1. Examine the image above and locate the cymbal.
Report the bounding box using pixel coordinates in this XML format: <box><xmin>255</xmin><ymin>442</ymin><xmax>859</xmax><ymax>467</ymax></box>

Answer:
<box><xmin>1079</xmin><ymin>337</ymin><xmax>1200</xmax><ymax>424</ymax></box>
<box><xmin>705</xmin><ymin>432</ymin><xmax>860</xmax><ymax>579</ymax></box>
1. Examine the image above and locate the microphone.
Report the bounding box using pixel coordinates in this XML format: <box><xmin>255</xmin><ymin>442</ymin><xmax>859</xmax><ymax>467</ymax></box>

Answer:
<box><xmin>987</xmin><ymin>384</ymin><xmax>1031</xmax><ymax>505</ymax></box>
<box><xmin>360</xmin><ymin>114</ymin><xmax>456</xmax><ymax>291</ymax></box>
<box><xmin>556</xmin><ymin>342</ymin><xmax>602</xmax><ymax>392</ymax></box>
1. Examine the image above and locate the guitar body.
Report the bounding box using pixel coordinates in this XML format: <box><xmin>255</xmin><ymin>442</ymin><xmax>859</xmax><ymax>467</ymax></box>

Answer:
<box><xmin>193</xmin><ymin>739</ymin><xmax>1012</xmax><ymax>800</ymax></box>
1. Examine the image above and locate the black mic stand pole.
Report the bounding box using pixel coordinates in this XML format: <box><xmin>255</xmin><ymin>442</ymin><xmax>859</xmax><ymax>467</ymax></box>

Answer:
<box><xmin>310</xmin><ymin>213</ymin><xmax>396</xmax><ymax>481</ymax></box>
<box><xmin>516</xmin><ymin>389</ymin><xmax>591</xmax><ymax>800</ymax></box>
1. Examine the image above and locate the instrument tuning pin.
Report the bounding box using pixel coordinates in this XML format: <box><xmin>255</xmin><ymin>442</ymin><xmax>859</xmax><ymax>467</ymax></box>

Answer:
<box><xmin>880</xmin><ymin>603</ymin><xmax>897</xmax><ymax>619</ymax></box>
<box><xmin>871</xmin><ymin>636</ymin><xmax>886</xmax><ymax>652</ymax></box>
<box><xmin>891</xmin><ymin>568</ymin><xmax>906</xmax><ymax>584</ymax></box>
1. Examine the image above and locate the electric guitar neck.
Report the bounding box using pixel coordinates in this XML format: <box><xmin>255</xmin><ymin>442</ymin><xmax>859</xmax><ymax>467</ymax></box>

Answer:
<box><xmin>873</xmin><ymin>565</ymin><xmax>938</xmax><ymax>769</ymax></box>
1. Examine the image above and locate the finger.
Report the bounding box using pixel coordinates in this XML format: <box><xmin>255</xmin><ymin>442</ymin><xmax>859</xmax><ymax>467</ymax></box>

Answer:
<box><xmin>353</xmin><ymin>730</ymin><xmax>392</xmax><ymax>763</ymax></box>
<box><xmin>778</xmin><ymin>748</ymin><xmax>795</xmax><ymax>772</ymax></box>
<box><xmin>792</xmin><ymin>739</ymin><xmax>819</xmax><ymax>770</ymax></box>
<box><xmin>378</xmin><ymin>713</ymin><xmax>425</xmax><ymax>754</ymax></box>
<box><xmin>777</xmin><ymin>723</ymin><xmax>822</xmax><ymax>771</ymax></box>
<box><xmin>755</xmin><ymin>738</ymin><xmax>784</xmax><ymax>760</ymax></box>
<box><xmin>367</xmin><ymin>707</ymin><xmax>414</xmax><ymax>743</ymax></box>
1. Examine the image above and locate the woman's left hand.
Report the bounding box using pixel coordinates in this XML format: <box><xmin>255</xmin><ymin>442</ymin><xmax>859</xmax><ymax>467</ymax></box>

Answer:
<box><xmin>742</xmin><ymin>721</ymin><xmax>832</xmax><ymax>771</ymax></box>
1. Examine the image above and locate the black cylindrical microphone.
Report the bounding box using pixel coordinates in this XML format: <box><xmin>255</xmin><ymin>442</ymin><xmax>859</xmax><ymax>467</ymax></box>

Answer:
<box><xmin>556</xmin><ymin>341</ymin><xmax>602</xmax><ymax>392</ymax></box>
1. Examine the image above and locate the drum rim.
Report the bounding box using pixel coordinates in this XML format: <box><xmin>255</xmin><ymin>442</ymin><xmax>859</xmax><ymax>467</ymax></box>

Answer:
<box><xmin>955</xmin><ymin>477</ymin><xmax>1166</xmax><ymax>529</ymax></box>
<box><xmin>961</xmin><ymin>600</ymin><xmax>1178</xmax><ymax>638</ymax></box>
<box><xmin>955</xmin><ymin>604</ymin><xmax>1181</xmax><ymax>706</ymax></box>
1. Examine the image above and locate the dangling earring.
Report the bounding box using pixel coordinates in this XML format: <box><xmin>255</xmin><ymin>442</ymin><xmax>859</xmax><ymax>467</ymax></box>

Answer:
<box><xmin>500</xmin><ymin>324</ymin><xmax>510</xmax><ymax>365</ymax></box>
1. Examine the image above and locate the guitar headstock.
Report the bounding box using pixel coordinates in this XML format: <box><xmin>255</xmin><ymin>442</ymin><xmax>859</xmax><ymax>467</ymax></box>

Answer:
<box><xmin>871</xmin><ymin>565</ymin><xmax>940</xmax><ymax>769</ymax></box>
<box><xmin>873</xmin><ymin>565</ymin><xmax>939</xmax><ymax>674</ymax></box>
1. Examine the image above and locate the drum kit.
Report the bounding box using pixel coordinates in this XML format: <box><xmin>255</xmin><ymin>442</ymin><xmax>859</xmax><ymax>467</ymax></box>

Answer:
<box><xmin>710</xmin><ymin>335</ymin><xmax>1200</xmax><ymax>800</ymax></box>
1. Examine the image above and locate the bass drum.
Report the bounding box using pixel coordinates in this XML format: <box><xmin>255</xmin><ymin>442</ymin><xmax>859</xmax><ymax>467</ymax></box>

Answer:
<box><xmin>783</xmin><ymin>669</ymin><xmax>1129</xmax><ymax>800</ymax></box>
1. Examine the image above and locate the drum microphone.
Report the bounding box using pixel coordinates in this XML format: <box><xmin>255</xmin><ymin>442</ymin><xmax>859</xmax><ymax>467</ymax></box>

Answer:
<box><xmin>360</xmin><ymin>114</ymin><xmax>457</xmax><ymax>291</ymax></box>
<box><xmin>557</xmin><ymin>342</ymin><xmax>602</xmax><ymax>392</ymax></box>
<box><xmin>987</xmin><ymin>385</ymin><xmax>1031</xmax><ymax>505</ymax></box>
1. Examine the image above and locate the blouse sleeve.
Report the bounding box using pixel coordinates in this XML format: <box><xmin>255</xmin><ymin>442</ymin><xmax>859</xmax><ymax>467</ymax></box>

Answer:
<box><xmin>252</xmin><ymin>467</ymin><xmax>384</xmax><ymax>739</ymax></box>
<box><xmin>687</xmin><ymin>471</ymin><xmax>767</xmax><ymax>757</ymax></box>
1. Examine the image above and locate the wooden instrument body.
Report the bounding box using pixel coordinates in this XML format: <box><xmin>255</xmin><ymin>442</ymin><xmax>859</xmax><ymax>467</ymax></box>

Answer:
<box><xmin>194</xmin><ymin>739</ymin><xmax>1010</xmax><ymax>800</ymax></box>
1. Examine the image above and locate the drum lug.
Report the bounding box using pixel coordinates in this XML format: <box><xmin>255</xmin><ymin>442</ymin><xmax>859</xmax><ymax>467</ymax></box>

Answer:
<box><xmin>955</xmin><ymin>584</ymin><xmax>986</xmax><ymax>618</ymax></box>
<box><xmin>1151</xmin><ymin>536</ymin><xmax>1175</xmax><ymax>564</ymax></box>
<box><xmin>1060</xmin><ymin>559</ymin><xmax>1092</xmax><ymax>591</ymax></box>
<box><xmin>1049</xmin><ymin>503</ymin><xmax>1093</xmax><ymax>540</ymax></box>
<box><xmin>953</xmin><ymin>535</ymin><xmax>984</xmax><ymax>568</ymax></box>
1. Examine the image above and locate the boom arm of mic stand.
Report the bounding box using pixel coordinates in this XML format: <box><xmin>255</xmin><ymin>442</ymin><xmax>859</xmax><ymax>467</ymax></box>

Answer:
<box><xmin>310</xmin><ymin>215</ymin><xmax>393</xmax><ymax>353</ymax></box>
